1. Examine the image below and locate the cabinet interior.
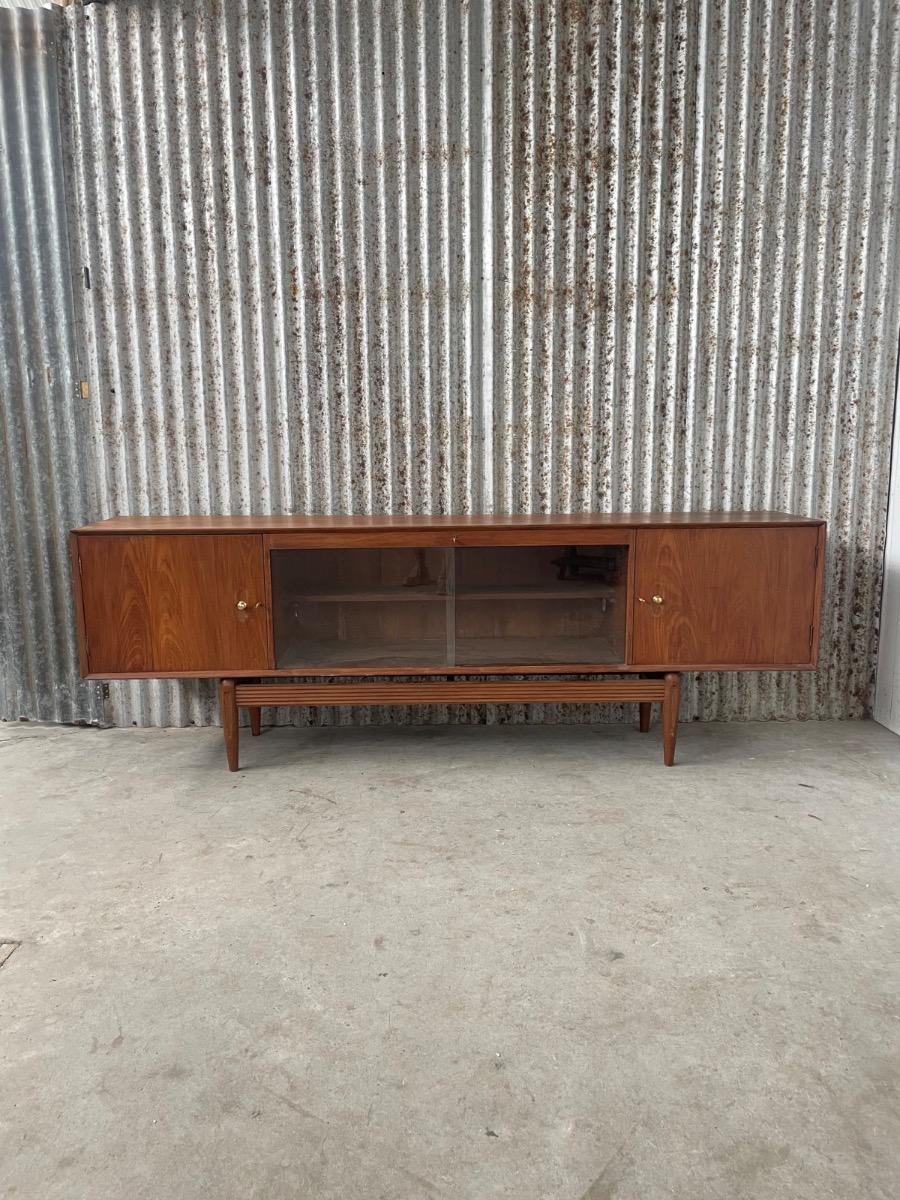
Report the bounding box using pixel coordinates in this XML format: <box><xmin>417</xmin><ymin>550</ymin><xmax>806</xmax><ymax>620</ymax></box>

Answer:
<box><xmin>270</xmin><ymin>544</ymin><xmax>629</xmax><ymax>669</ymax></box>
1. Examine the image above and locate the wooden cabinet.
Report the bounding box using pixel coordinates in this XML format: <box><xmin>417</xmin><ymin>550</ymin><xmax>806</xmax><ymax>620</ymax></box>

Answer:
<box><xmin>76</xmin><ymin>534</ymin><xmax>268</xmax><ymax>673</ymax></box>
<box><xmin>71</xmin><ymin>512</ymin><xmax>825</xmax><ymax>769</ymax></box>
<box><xmin>632</xmin><ymin>527</ymin><xmax>821</xmax><ymax>667</ymax></box>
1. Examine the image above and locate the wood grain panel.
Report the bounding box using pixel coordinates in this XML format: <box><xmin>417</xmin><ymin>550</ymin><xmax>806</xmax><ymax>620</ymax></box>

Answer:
<box><xmin>78</xmin><ymin>535</ymin><xmax>156</xmax><ymax>673</ymax></box>
<box><xmin>772</xmin><ymin>527</ymin><xmax>823</xmax><ymax>663</ymax></box>
<box><xmin>632</xmin><ymin>527</ymin><xmax>820</xmax><ymax>667</ymax></box>
<box><xmin>76</xmin><ymin>534</ymin><xmax>269</xmax><ymax>673</ymax></box>
<box><xmin>149</xmin><ymin>535</ymin><xmax>269</xmax><ymax>670</ymax></box>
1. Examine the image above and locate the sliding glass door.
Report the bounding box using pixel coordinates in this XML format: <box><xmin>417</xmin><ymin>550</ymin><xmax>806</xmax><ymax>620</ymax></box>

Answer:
<box><xmin>270</xmin><ymin>542</ymin><xmax>628</xmax><ymax>669</ymax></box>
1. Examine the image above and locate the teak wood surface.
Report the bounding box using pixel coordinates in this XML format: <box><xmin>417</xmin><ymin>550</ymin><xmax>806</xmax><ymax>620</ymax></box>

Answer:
<box><xmin>71</xmin><ymin>512</ymin><xmax>826</xmax><ymax>678</ymax></box>
<box><xmin>632</xmin><ymin>526</ymin><xmax>821</xmax><ymax>666</ymax></box>
<box><xmin>77</xmin><ymin>534</ymin><xmax>269</xmax><ymax>674</ymax></box>
<box><xmin>70</xmin><ymin>511</ymin><xmax>826</xmax><ymax>769</ymax></box>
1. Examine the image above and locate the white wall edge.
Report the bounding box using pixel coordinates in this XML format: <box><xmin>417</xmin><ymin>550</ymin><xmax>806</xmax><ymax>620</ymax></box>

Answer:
<box><xmin>875</xmin><ymin>344</ymin><xmax>900</xmax><ymax>735</ymax></box>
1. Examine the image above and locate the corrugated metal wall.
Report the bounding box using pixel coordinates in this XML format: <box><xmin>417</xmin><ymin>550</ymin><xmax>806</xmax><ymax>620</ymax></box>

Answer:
<box><xmin>3</xmin><ymin>0</ymin><xmax>899</xmax><ymax>729</ymax></box>
<box><xmin>0</xmin><ymin>7</ymin><xmax>103</xmax><ymax>725</ymax></box>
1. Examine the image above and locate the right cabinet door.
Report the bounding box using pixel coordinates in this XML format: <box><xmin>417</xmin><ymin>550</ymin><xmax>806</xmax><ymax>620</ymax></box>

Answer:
<box><xmin>632</xmin><ymin>527</ymin><xmax>820</xmax><ymax>667</ymax></box>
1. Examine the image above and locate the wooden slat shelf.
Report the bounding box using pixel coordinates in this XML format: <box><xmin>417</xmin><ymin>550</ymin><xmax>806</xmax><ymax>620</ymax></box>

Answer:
<box><xmin>234</xmin><ymin>679</ymin><xmax>668</xmax><ymax>706</ymax></box>
<box><xmin>223</xmin><ymin>672</ymin><xmax>682</xmax><ymax>769</ymax></box>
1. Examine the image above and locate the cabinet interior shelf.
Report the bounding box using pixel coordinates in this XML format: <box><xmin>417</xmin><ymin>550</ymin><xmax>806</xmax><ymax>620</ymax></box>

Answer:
<box><xmin>276</xmin><ymin>635</ymin><xmax>622</xmax><ymax>669</ymax></box>
<box><xmin>294</xmin><ymin>584</ymin><xmax>617</xmax><ymax>604</ymax></box>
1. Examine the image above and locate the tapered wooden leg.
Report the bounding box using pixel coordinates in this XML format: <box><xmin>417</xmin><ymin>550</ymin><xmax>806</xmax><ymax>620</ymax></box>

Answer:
<box><xmin>249</xmin><ymin>707</ymin><xmax>261</xmax><ymax>736</ymax></box>
<box><xmin>638</xmin><ymin>702</ymin><xmax>651</xmax><ymax>732</ymax></box>
<box><xmin>662</xmin><ymin>672</ymin><xmax>681</xmax><ymax>767</ymax></box>
<box><xmin>219</xmin><ymin>679</ymin><xmax>239</xmax><ymax>772</ymax></box>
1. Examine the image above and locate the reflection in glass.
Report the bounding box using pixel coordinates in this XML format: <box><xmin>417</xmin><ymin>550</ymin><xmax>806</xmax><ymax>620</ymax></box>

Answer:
<box><xmin>454</xmin><ymin>545</ymin><xmax>627</xmax><ymax>665</ymax></box>
<box><xmin>271</xmin><ymin>544</ymin><xmax>628</xmax><ymax>669</ymax></box>
<box><xmin>272</xmin><ymin>547</ymin><xmax>450</xmax><ymax>668</ymax></box>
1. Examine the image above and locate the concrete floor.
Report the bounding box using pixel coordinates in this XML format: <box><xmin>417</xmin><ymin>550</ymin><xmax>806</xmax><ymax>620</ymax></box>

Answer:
<box><xmin>1</xmin><ymin>718</ymin><xmax>899</xmax><ymax>1200</ymax></box>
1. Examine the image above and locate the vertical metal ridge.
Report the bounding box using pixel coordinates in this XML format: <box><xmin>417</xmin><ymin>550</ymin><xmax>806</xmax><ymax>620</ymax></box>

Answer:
<box><xmin>513</xmin><ymin>0</ymin><xmax>535</xmax><ymax>511</ymax></box>
<box><xmin>571</xmin><ymin>0</ymin><xmax>601</xmax><ymax>514</ymax></box>
<box><xmin>455</xmin><ymin>0</ymin><xmax>474</xmax><ymax>514</ymax></box>
<box><xmin>719</xmin><ymin>0</ymin><xmax>755</xmax><ymax>515</ymax></box>
<box><xmin>677</xmin><ymin>0</ymin><xmax>705</xmax><ymax>513</ymax></box>
<box><xmin>596</xmin><ymin>0</ymin><xmax>622</xmax><ymax>511</ymax></box>
<box><xmin>534</xmin><ymin>0</ymin><xmax>556</xmax><ymax>513</ymax></box>
<box><xmin>494</xmin><ymin>0</ymin><xmax>513</xmax><ymax>513</ymax></box>
<box><xmin>618</xmin><ymin>2</ymin><xmax>644</xmax><ymax>513</ymax></box>
<box><xmin>368</xmin><ymin>0</ymin><xmax>392</xmax><ymax>514</ymax></box>
<box><xmin>636</xmin><ymin>0</ymin><xmax>665</xmax><ymax>513</ymax></box>
<box><xmin>554</xmin><ymin>2</ymin><xmax>578</xmax><ymax>513</ymax></box>
<box><xmin>658</xmin><ymin>0</ymin><xmax>687</xmax><ymax>514</ymax></box>
<box><xmin>435</xmin><ymin>0</ymin><xmax>454</xmax><ymax>513</ymax></box>
<box><xmin>410</xmin><ymin>0</ymin><xmax>432</xmax><ymax>511</ymax></box>
<box><xmin>344</xmin><ymin>0</ymin><xmax>373</xmax><ymax>515</ymax></box>
<box><xmin>389</xmin><ymin>0</ymin><xmax>412</xmax><ymax>512</ymax></box>
<box><xmin>299</xmin><ymin>3</ymin><xmax>333</xmax><ymax>513</ymax></box>
<box><xmin>323</xmin><ymin>0</ymin><xmax>353</xmax><ymax>513</ymax></box>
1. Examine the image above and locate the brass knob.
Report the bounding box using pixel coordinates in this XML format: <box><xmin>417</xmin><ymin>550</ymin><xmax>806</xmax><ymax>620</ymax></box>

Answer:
<box><xmin>236</xmin><ymin>600</ymin><xmax>248</xmax><ymax>611</ymax></box>
<box><xmin>651</xmin><ymin>595</ymin><xmax>664</xmax><ymax>605</ymax></box>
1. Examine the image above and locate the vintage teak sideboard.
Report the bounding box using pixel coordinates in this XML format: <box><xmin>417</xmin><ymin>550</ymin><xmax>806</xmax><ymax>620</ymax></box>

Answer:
<box><xmin>70</xmin><ymin>513</ymin><xmax>826</xmax><ymax>770</ymax></box>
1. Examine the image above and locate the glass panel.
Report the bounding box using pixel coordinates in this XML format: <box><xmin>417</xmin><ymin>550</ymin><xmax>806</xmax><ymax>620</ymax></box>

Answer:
<box><xmin>272</xmin><ymin>547</ymin><xmax>451</xmax><ymax>668</ymax></box>
<box><xmin>453</xmin><ymin>544</ymin><xmax>628</xmax><ymax>665</ymax></box>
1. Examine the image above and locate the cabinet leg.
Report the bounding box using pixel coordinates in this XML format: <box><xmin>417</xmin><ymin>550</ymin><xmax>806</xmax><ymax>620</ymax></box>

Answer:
<box><xmin>219</xmin><ymin>679</ymin><xmax>239</xmax><ymax>772</ymax></box>
<box><xmin>638</xmin><ymin>702</ymin><xmax>651</xmax><ymax>733</ymax></box>
<box><xmin>662</xmin><ymin>673</ymin><xmax>681</xmax><ymax>766</ymax></box>
<box><xmin>249</xmin><ymin>707</ymin><xmax>261</xmax><ymax>737</ymax></box>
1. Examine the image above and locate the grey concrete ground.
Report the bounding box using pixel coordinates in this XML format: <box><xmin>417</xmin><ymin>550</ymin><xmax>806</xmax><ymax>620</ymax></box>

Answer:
<box><xmin>1</xmin><ymin>718</ymin><xmax>899</xmax><ymax>1200</ymax></box>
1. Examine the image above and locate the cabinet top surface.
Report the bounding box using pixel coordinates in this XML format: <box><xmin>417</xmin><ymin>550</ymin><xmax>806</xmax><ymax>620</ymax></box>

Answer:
<box><xmin>73</xmin><ymin>511</ymin><xmax>824</xmax><ymax>534</ymax></box>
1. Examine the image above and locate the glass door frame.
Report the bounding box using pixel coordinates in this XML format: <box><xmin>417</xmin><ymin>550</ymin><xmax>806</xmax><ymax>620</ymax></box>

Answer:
<box><xmin>263</xmin><ymin>529</ymin><xmax>635</xmax><ymax>673</ymax></box>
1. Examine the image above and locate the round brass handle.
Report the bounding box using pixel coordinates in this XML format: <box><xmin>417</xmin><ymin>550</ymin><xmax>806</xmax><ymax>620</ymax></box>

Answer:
<box><xmin>651</xmin><ymin>595</ymin><xmax>664</xmax><ymax>605</ymax></box>
<box><xmin>236</xmin><ymin>600</ymin><xmax>248</xmax><ymax>611</ymax></box>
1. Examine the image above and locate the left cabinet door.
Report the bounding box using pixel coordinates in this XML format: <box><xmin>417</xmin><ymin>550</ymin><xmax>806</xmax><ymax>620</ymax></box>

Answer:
<box><xmin>76</xmin><ymin>534</ymin><xmax>270</xmax><ymax>673</ymax></box>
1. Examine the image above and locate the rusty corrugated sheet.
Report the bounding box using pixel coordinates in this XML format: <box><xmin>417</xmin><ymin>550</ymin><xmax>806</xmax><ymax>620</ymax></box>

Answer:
<box><xmin>0</xmin><ymin>6</ymin><xmax>102</xmax><ymax>725</ymax></box>
<box><xmin>9</xmin><ymin>0</ymin><xmax>900</xmax><ymax>729</ymax></box>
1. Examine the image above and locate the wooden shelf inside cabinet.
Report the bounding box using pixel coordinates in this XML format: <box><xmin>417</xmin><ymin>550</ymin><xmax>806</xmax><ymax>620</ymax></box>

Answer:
<box><xmin>274</xmin><ymin>635</ymin><xmax>623</xmax><ymax>670</ymax></box>
<box><xmin>455</xmin><ymin>585</ymin><xmax>618</xmax><ymax>602</ymax></box>
<box><xmin>454</xmin><ymin>635</ymin><xmax>621</xmax><ymax>665</ymax></box>
<box><xmin>293</xmin><ymin>587</ymin><xmax>448</xmax><ymax>603</ymax></box>
<box><xmin>291</xmin><ymin>584</ymin><xmax>619</xmax><ymax>604</ymax></box>
<box><xmin>277</xmin><ymin>637</ymin><xmax>451</xmax><ymax>670</ymax></box>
